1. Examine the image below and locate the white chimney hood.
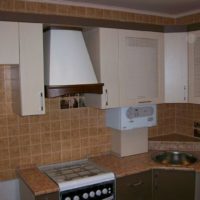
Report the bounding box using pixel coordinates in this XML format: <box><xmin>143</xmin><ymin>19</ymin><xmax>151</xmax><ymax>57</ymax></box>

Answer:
<box><xmin>44</xmin><ymin>28</ymin><xmax>103</xmax><ymax>97</ymax></box>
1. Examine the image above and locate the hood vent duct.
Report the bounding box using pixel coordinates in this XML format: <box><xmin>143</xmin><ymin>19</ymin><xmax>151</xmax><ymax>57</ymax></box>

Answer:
<box><xmin>44</xmin><ymin>28</ymin><xmax>103</xmax><ymax>98</ymax></box>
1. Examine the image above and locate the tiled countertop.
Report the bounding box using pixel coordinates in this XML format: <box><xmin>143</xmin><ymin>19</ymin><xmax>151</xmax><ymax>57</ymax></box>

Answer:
<box><xmin>17</xmin><ymin>133</ymin><xmax>200</xmax><ymax>196</ymax></box>
<box><xmin>17</xmin><ymin>167</ymin><xmax>59</xmax><ymax>196</ymax></box>
<box><xmin>17</xmin><ymin>151</ymin><xmax>200</xmax><ymax>196</ymax></box>
<box><xmin>91</xmin><ymin>151</ymin><xmax>200</xmax><ymax>178</ymax></box>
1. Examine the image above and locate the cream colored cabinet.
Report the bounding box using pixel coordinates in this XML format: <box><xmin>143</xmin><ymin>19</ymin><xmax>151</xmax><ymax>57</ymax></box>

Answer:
<box><xmin>84</xmin><ymin>28</ymin><xmax>120</xmax><ymax>109</ymax></box>
<box><xmin>13</xmin><ymin>23</ymin><xmax>45</xmax><ymax>116</ymax></box>
<box><xmin>0</xmin><ymin>21</ymin><xmax>19</xmax><ymax>64</ymax></box>
<box><xmin>84</xmin><ymin>28</ymin><xmax>164</xmax><ymax>108</ymax></box>
<box><xmin>189</xmin><ymin>30</ymin><xmax>200</xmax><ymax>104</ymax></box>
<box><xmin>164</xmin><ymin>32</ymin><xmax>188</xmax><ymax>103</ymax></box>
<box><xmin>118</xmin><ymin>30</ymin><xmax>164</xmax><ymax>106</ymax></box>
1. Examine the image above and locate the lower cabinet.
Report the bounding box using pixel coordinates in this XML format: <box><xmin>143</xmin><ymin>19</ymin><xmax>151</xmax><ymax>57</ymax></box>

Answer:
<box><xmin>19</xmin><ymin>179</ymin><xmax>59</xmax><ymax>200</ymax></box>
<box><xmin>116</xmin><ymin>170</ymin><xmax>152</xmax><ymax>200</ymax></box>
<box><xmin>116</xmin><ymin>169</ymin><xmax>195</xmax><ymax>200</ymax></box>
<box><xmin>35</xmin><ymin>192</ymin><xmax>59</xmax><ymax>200</ymax></box>
<box><xmin>153</xmin><ymin>169</ymin><xmax>195</xmax><ymax>200</ymax></box>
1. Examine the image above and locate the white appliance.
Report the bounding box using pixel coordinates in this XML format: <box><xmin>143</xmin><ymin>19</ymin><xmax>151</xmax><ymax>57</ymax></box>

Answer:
<box><xmin>106</xmin><ymin>104</ymin><xmax>157</xmax><ymax>130</ymax></box>
<box><xmin>111</xmin><ymin>127</ymin><xmax>149</xmax><ymax>157</ymax></box>
<box><xmin>40</xmin><ymin>160</ymin><xmax>115</xmax><ymax>200</ymax></box>
<box><xmin>44</xmin><ymin>29</ymin><xmax>98</xmax><ymax>86</ymax></box>
<box><xmin>106</xmin><ymin>105</ymin><xmax>156</xmax><ymax>157</ymax></box>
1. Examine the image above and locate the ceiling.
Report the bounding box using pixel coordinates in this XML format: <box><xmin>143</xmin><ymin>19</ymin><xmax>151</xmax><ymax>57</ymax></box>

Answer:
<box><xmin>35</xmin><ymin>0</ymin><xmax>200</xmax><ymax>16</ymax></box>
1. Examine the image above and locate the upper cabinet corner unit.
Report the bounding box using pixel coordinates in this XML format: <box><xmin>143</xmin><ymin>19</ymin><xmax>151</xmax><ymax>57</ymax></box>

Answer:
<box><xmin>84</xmin><ymin>28</ymin><xmax>164</xmax><ymax>109</ymax></box>
<box><xmin>0</xmin><ymin>21</ymin><xmax>45</xmax><ymax>116</ymax></box>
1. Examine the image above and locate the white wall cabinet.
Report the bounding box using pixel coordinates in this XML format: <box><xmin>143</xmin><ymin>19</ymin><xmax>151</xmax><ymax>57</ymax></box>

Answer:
<box><xmin>0</xmin><ymin>21</ymin><xmax>19</xmax><ymax>64</ymax></box>
<box><xmin>84</xmin><ymin>28</ymin><xmax>120</xmax><ymax>109</ymax></box>
<box><xmin>118</xmin><ymin>30</ymin><xmax>164</xmax><ymax>106</ymax></box>
<box><xmin>164</xmin><ymin>32</ymin><xmax>188</xmax><ymax>103</ymax></box>
<box><xmin>84</xmin><ymin>28</ymin><xmax>164</xmax><ymax>108</ymax></box>
<box><xmin>13</xmin><ymin>23</ymin><xmax>45</xmax><ymax>116</ymax></box>
<box><xmin>189</xmin><ymin>30</ymin><xmax>200</xmax><ymax>104</ymax></box>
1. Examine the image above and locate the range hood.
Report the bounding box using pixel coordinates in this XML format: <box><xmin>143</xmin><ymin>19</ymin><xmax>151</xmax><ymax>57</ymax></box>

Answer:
<box><xmin>44</xmin><ymin>28</ymin><xmax>103</xmax><ymax>98</ymax></box>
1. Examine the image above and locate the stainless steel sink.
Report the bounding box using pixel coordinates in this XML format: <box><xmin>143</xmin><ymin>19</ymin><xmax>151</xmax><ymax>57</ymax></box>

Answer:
<box><xmin>152</xmin><ymin>151</ymin><xmax>198</xmax><ymax>166</ymax></box>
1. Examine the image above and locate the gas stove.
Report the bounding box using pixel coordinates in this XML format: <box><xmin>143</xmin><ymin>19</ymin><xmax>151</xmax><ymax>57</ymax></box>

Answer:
<box><xmin>39</xmin><ymin>159</ymin><xmax>115</xmax><ymax>200</ymax></box>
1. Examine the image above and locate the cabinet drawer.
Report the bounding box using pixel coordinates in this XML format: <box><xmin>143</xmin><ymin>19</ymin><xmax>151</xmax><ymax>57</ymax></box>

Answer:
<box><xmin>36</xmin><ymin>192</ymin><xmax>59</xmax><ymax>200</ymax></box>
<box><xmin>116</xmin><ymin>170</ymin><xmax>152</xmax><ymax>200</ymax></box>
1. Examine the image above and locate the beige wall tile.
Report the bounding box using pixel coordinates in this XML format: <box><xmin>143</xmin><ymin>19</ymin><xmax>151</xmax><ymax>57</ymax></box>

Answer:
<box><xmin>14</xmin><ymin>1</ymin><xmax>26</xmax><ymax>12</ymax></box>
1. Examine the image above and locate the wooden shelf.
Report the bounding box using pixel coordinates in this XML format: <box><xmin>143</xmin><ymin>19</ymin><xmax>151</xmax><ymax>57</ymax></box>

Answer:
<box><xmin>45</xmin><ymin>83</ymin><xmax>104</xmax><ymax>98</ymax></box>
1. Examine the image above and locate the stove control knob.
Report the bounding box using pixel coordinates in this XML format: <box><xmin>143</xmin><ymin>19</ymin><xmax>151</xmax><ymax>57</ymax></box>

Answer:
<box><xmin>96</xmin><ymin>190</ymin><xmax>101</xmax><ymax>196</ymax></box>
<box><xmin>65</xmin><ymin>197</ymin><xmax>71</xmax><ymax>200</ymax></box>
<box><xmin>82</xmin><ymin>193</ymin><xmax>89</xmax><ymax>199</ymax></box>
<box><xmin>73</xmin><ymin>196</ymin><xmax>80</xmax><ymax>200</ymax></box>
<box><xmin>89</xmin><ymin>191</ymin><xmax>95</xmax><ymax>198</ymax></box>
<box><xmin>102</xmin><ymin>188</ymin><xmax>108</xmax><ymax>194</ymax></box>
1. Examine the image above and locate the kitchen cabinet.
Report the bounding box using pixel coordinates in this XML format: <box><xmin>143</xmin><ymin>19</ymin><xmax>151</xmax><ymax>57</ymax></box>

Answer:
<box><xmin>84</xmin><ymin>28</ymin><xmax>120</xmax><ymax>109</ymax></box>
<box><xmin>13</xmin><ymin>23</ymin><xmax>45</xmax><ymax>116</ymax></box>
<box><xmin>117</xmin><ymin>169</ymin><xmax>195</xmax><ymax>200</ymax></box>
<box><xmin>84</xmin><ymin>28</ymin><xmax>164</xmax><ymax>108</ymax></box>
<box><xmin>189</xmin><ymin>30</ymin><xmax>200</xmax><ymax>104</ymax></box>
<box><xmin>118</xmin><ymin>30</ymin><xmax>164</xmax><ymax>105</ymax></box>
<box><xmin>19</xmin><ymin>179</ymin><xmax>59</xmax><ymax>200</ymax></box>
<box><xmin>164</xmin><ymin>32</ymin><xmax>188</xmax><ymax>103</ymax></box>
<box><xmin>0</xmin><ymin>21</ymin><xmax>19</xmax><ymax>64</ymax></box>
<box><xmin>116</xmin><ymin>170</ymin><xmax>152</xmax><ymax>200</ymax></box>
<box><xmin>36</xmin><ymin>192</ymin><xmax>59</xmax><ymax>200</ymax></box>
<box><xmin>153</xmin><ymin>169</ymin><xmax>195</xmax><ymax>200</ymax></box>
<box><xmin>195</xmin><ymin>172</ymin><xmax>200</xmax><ymax>200</ymax></box>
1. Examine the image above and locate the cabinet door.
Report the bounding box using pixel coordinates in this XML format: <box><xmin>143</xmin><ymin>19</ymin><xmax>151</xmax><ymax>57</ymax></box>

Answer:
<box><xmin>195</xmin><ymin>172</ymin><xmax>200</xmax><ymax>200</ymax></box>
<box><xmin>189</xmin><ymin>30</ymin><xmax>200</xmax><ymax>104</ymax></box>
<box><xmin>18</xmin><ymin>23</ymin><xmax>45</xmax><ymax>115</ymax></box>
<box><xmin>36</xmin><ymin>192</ymin><xmax>59</xmax><ymax>200</ymax></box>
<box><xmin>153</xmin><ymin>169</ymin><xmax>195</xmax><ymax>200</ymax></box>
<box><xmin>0</xmin><ymin>21</ymin><xmax>19</xmax><ymax>64</ymax></box>
<box><xmin>164</xmin><ymin>32</ymin><xmax>188</xmax><ymax>103</ymax></box>
<box><xmin>116</xmin><ymin>170</ymin><xmax>152</xmax><ymax>200</ymax></box>
<box><xmin>84</xmin><ymin>28</ymin><xmax>119</xmax><ymax>109</ymax></box>
<box><xmin>99</xmin><ymin>28</ymin><xmax>119</xmax><ymax>108</ymax></box>
<box><xmin>118</xmin><ymin>30</ymin><xmax>164</xmax><ymax>106</ymax></box>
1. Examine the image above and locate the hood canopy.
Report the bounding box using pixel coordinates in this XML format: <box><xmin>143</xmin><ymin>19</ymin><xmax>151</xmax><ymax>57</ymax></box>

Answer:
<box><xmin>44</xmin><ymin>28</ymin><xmax>103</xmax><ymax>97</ymax></box>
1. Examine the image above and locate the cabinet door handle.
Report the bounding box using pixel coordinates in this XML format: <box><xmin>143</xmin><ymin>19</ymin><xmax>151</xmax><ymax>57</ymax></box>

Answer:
<box><xmin>184</xmin><ymin>85</ymin><xmax>187</xmax><ymax>101</ymax></box>
<box><xmin>40</xmin><ymin>92</ymin><xmax>44</xmax><ymax>111</ymax></box>
<box><xmin>105</xmin><ymin>89</ymin><xmax>108</xmax><ymax>106</ymax></box>
<box><xmin>128</xmin><ymin>180</ymin><xmax>143</xmax><ymax>187</ymax></box>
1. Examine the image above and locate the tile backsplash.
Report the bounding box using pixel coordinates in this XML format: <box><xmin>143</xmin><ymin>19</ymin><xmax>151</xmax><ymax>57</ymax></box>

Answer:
<box><xmin>0</xmin><ymin>65</ymin><xmax>111</xmax><ymax>180</ymax></box>
<box><xmin>149</xmin><ymin>103</ymin><xmax>200</xmax><ymax>138</ymax></box>
<box><xmin>148</xmin><ymin>104</ymin><xmax>176</xmax><ymax>138</ymax></box>
<box><xmin>175</xmin><ymin>103</ymin><xmax>200</xmax><ymax>136</ymax></box>
<box><xmin>0</xmin><ymin>66</ymin><xmax>200</xmax><ymax>181</ymax></box>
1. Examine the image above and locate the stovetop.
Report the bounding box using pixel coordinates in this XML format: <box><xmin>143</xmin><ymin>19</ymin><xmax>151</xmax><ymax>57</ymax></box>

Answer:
<box><xmin>39</xmin><ymin>159</ymin><xmax>115</xmax><ymax>191</ymax></box>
